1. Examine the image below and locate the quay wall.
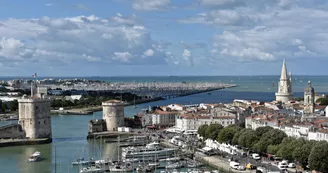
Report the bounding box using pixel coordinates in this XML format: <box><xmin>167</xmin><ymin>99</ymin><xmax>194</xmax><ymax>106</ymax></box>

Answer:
<box><xmin>0</xmin><ymin>138</ymin><xmax>52</xmax><ymax>148</ymax></box>
<box><xmin>0</xmin><ymin>124</ymin><xmax>26</xmax><ymax>139</ymax></box>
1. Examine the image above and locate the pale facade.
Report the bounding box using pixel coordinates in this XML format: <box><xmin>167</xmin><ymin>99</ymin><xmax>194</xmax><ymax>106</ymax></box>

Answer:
<box><xmin>102</xmin><ymin>100</ymin><xmax>125</xmax><ymax>131</ymax></box>
<box><xmin>275</xmin><ymin>59</ymin><xmax>293</xmax><ymax>104</ymax></box>
<box><xmin>18</xmin><ymin>98</ymin><xmax>52</xmax><ymax>139</ymax></box>
<box><xmin>304</xmin><ymin>81</ymin><xmax>315</xmax><ymax>114</ymax></box>
<box><xmin>308</xmin><ymin>131</ymin><xmax>328</xmax><ymax>142</ymax></box>
<box><xmin>176</xmin><ymin>116</ymin><xmax>235</xmax><ymax>131</ymax></box>
<box><xmin>141</xmin><ymin>111</ymin><xmax>177</xmax><ymax>127</ymax></box>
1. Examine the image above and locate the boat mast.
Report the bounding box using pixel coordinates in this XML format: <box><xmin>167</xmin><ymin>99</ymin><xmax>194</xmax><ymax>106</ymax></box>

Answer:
<box><xmin>54</xmin><ymin>145</ymin><xmax>57</xmax><ymax>173</ymax></box>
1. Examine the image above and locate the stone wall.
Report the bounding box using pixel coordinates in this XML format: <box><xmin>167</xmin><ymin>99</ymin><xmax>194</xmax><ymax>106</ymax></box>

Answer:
<box><xmin>18</xmin><ymin>99</ymin><xmax>52</xmax><ymax>139</ymax></box>
<box><xmin>0</xmin><ymin>124</ymin><xmax>26</xmax><ymax>139</ymax></box>
<box><xmin>88</xmin><ymin>119</ymin><xmax>107</xmax><ymax>134</ymax></box>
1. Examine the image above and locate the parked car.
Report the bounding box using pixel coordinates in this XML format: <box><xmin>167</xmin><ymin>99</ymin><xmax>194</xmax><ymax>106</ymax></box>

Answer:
<box><xmin>288</xmin><ymin>163</ymin><xmax>296</xmax><ymax>168</ymax></box>
<box><xmin>246</xmin><ymin>163</ymin><xmax>257</xmax><ymax>170</ymax></box>
<box><xmin>230</xmin><ymin>161</ymin><xmax>240</xmax><ymax>170</ymax></box>
<box><xmin>252</xmin><ymin>153</ymin><xmax>261</xmax><ymax>160</ymax></box>
<box><xmin>256</xmin><ymin>167</ymin><xmax>267</xmax><ymax>173</ymax></box>
<box><xmin>238</xmin><ymin>165</ymin><xmax>246</xmax><ymax>170</ymax></box>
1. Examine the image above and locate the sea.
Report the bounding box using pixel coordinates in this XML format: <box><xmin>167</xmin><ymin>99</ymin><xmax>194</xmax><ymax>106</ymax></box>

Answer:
<box><xmin>0</xmin><ymin>76</ymin><xmax>327</xmax><ymax>173</ymax></box>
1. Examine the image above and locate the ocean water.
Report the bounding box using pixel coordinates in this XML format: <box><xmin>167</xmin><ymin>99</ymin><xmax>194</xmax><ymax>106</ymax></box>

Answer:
<box><xmin>1</xmin><ymin>75</ymin><xmax>328</xmax><ymax>93</ymax></box>
<box><xmin>0</xmin><ymin>76</ymin><xmax>327</xmax><ymax>173</ymax></box>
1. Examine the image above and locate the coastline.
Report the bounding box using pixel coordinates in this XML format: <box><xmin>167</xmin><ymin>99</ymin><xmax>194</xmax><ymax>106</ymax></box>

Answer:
<box><xmin>51</xmin><ymin>85</ymin><xmax>237</xmax><ymax>115</ymax></box>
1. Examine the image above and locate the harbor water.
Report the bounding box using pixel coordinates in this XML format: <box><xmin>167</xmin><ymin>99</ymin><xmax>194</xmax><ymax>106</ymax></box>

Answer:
<box><xmin>0</xmin><ymin>76</ymin><xmax>328</xmax><ymax>173</ymax></box>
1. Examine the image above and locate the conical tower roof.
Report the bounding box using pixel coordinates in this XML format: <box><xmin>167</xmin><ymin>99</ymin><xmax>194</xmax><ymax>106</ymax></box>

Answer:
<box><xmin>280</xmin><ymin>58</ymin><xmax>288</xmax><ymax>80</ymax></box>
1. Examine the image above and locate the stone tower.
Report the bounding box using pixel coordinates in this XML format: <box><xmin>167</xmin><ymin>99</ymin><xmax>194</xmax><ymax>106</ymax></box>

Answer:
<box><xmin>18</xmin><ymin>81</ymin><xmax>52</xmax><ymax>139</ymax></box>
<box><xmin>304</xmin><ymin>81</ymin><xmax>315</xmax><ymax>114</ymax></box>
<box><xmin>275</xmin><ymin>58</ymin><xmax>293</xmax><ymax>104</ymax></box>
<box><xmin>102</xmin><ymin>100</ymin><xmax>125</xmax><ymax>131</ymax></box>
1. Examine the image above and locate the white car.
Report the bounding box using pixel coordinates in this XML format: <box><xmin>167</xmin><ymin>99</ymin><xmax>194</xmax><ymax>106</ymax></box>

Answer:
<box><xmin>252</xmin><ymin>153</ymin><xmax>261</xmax><ymax>160</ymax></box>
<box><xmin>238</xmin><ymin>165</ymin><xmax>246</xmax><ymax>170</ymax></box>
<box><xmin>288</xmin><ymin>163</ymin><xmax>296</xmax><ymax>168</ymax></box>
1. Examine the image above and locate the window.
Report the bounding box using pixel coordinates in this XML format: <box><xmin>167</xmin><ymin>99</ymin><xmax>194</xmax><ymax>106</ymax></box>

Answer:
<box><xmin>44</xmin><ymin>120</ymin><xmax>46</xmax><ymax>124</ymax></box>
<box><xmin>35</xmin><ymin>106</ymin><xmax>39</xmax><ymax>110</ymax></box>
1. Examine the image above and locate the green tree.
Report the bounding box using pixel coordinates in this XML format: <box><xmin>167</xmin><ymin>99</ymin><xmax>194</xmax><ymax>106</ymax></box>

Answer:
<box><xmin>316</xmin><ymin>98</ymin><xmax>328</xmax><ymax>105</ymax></box>
<box><xmin>277</xmin><ymin>138</ymin><xmax>305</xmax><ymax>161</ymax></box>
<box><xmin>9</xmin><ymin>100</ymin><xmax>18</xmax><ymax>111</ymax></box>
<box><xmin>308</xmin><ymin>141</ymin><xmax>328</xmax><ymax>172</ymax></box>
<box><xmin>267</xmin><ymin>145</ymin><xmax>280</xmax><ymax>155</ymax></box>
<box><xmin>293</xmin><ymin>140</ymin><xmax>315</xmax><ymax>167</ymax></box>
<box><xmin>253</xmin><ymin>129</ymin><xmax>287</xmax><ymax>153</ymax></box>
<box><xmin>197</xmin><ymin>124</ymin><xmax>208</xmax><ymax>137</ymax></box>
<box><xmin>255</xmin><ymin>126</ymin><xmax>274</xmax><ymax>137</ymax></box>
<box><xmin>217</xmin><ymin>127</ymin><xmax>239</xmax><ymax>144</ymax></box>
<box><xmin>238</xmin><ymin>129</ymin><xmax>259</xmax><ymax>149</ymax></box>
<box><xmin>232</xmin><ymin>130</ymin><xmax>242</xmax><ymax>145</ymax></box>
<box><xmin>205</xmin><ymin>123</ymin><xmax>223</xmax><ymax>140</ymax></box>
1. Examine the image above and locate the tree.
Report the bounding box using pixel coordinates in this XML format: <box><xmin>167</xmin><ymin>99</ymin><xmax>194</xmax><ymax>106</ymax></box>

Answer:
<box><xmin>267</xmin><ymin>145</ymin><xmax>280</xmax><ymax>155</ymax></box>
<box><xmin>217</xmin><ymin>127</ymin><xmax>239</xmax><ymax>144</ymax></box>
<box><xmin>277</xmin><ymin>138</ymin><xmax>305</xmax><ymax>161</ymax></box>
<box><xmin>293</xmin><ymin>140</ymin><xmax>315</xmax><ymax>167</ymax></box>
<box><xmin>232</xmin><ymin>130</ymin><xmax>243</xmax><ymax>145</ymax></box>
<box><xmin>204</xmin><ymin>123</ymin><xmax>223</xmax><ymax>140</ymax></box>
<box><xmin>253</xmin><ymin>129</ymin><xmax>287</xmax><ymax>153</ymax></box>
<box><xmin>232</xmin><ymin>128</ymin><xmax>252</xmax><ymax>146</ymax></box>
<box><xmin>308</xmin><ymin>141</ymin><xmax>328</xmax><ymax>172</ymax></box>
<box><xmin>197</xmin><ymin>124</ymin><xmax>208</xmax><ymax>137</ymax></box>
<box><xmin>255</xmin><ymin>126</ymin><xmax>274</xmax><ymax>137</ymax></box>
<box><xmin>316</xmin><ymin>98</ymin><xmax>328</xmax><ymax>105</ymax></box>
<box><xmin>9</xmin><ymin>100</ymin><xmax>18</xmax><ymax>111</ymax></box>
<box><xmin>238</xmin><ymin>129</ymin><xmax>259</xmax><ymax>149</ymax></box>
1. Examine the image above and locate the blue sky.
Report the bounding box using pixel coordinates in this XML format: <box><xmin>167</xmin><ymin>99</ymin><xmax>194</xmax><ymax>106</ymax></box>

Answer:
<box><xmin>0</xmin><ymin>0</ymin><xmax>328</xmax><ymax>76</ymax></box>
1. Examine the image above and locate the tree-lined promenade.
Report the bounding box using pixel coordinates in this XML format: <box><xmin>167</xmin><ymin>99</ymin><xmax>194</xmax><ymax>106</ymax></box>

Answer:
<box><xmin>198</xmin><ymin>124</ymin><xmax>328</xmax><ymax>172</ymax></box>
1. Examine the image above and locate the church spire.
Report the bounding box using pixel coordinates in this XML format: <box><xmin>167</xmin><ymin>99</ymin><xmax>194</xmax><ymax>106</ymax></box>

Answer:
<box><xmin>280</xmin><ymin>58</ymin><xmax>288</xmax><ymax>80</ymax></box>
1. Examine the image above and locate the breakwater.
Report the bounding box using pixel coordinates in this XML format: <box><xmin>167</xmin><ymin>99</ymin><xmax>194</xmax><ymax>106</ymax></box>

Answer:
<box><xmin>0</xmin><ymin>138</ymin><xmax>52</xmax><ymax>148</ymax></box>
<box><xmin>50</xmin><ymin>85</ymin><xmax>236</xmax><ymax>115</ymax></box>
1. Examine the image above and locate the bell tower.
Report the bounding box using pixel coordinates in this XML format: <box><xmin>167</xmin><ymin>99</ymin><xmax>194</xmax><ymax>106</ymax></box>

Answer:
<box><xmin>304</xmin><ymin>81</ymin><xmax>315</xmax><ymax>114</ymax></box>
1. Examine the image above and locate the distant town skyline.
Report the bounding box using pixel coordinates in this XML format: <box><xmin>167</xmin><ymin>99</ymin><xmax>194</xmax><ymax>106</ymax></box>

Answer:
<box><xmin>0</xmin><ymin>0</ymin><xmax>328</xmax><ymax>76</ymax></box>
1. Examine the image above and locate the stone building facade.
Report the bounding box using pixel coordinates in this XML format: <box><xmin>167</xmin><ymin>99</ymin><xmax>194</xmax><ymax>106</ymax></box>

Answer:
<box><xmin>304</xmin><ymin>81</ymin><xmax>315</xmax><ymax>114</ymax></box>
<box><xmin>102</xmin><ymin>100</ymin><xmax>125</xmax><ymax>131</ymax></box>
<box><xmin>18</xmin><ymin>97</ymin><xmax>52</xmax><ymax>139</ymax></box>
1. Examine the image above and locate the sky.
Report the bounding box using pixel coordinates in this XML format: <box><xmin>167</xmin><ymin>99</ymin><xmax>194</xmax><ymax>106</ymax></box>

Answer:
<box><xmin>0</xmin><ymin>0</ymin><xmax>328</xmax><ymax>76</ymax></box>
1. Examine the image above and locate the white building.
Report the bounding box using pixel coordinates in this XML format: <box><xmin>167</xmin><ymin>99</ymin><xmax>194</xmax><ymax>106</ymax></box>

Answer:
<box><xmin>175</xmin><ymin>114</ymin><xmax>235</xmax><ymax>132</ymax></box>
<box><xmin>281</xmin><ymin>124</ymin><xmax>312</xmax><ymax>139</ymax></box>
<box><xmin>275</xmin><ymin>59</ymin><xmax>293</xmax><ymax>104</ymax></box>
<box><xmin>140</xmin><ymin>110</ymin><xmax>178</xmax><ymax>128</ymax></box>
<box><xmin>167</xmin><ymin>104</ymin><xmax>184</xmax><ymax>111</ymax></box>
<box><xmin>308</xmin><ymin>131</ymin><xmax>328</xmax><ymax>142</ymax></box>
<box><xmin>65</xmin><ymin>95</ymin><xmax>82</xmax><ymax>101</ymax></box>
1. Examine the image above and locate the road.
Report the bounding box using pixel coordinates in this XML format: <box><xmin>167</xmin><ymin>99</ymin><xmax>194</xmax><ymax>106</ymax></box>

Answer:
<box><xmin>219</xmin><ymin>152</ymin><xmax>282</xmax><ymax>172</ymax></box>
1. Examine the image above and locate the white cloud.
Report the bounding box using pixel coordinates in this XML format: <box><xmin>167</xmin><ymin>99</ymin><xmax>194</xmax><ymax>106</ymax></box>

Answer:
<box><xmin>132</xmin><ymin>0</ymin><xmax>171</xmax><ymax>11</ymax></box>
<box><xmin>143</xmin><ymin>49</ymin><xmax>154</xmax><ymax>57</ymax></box>
<box><xmin>182</xmin><ymin>49</ymin><xmax>194</xmax><ymax>66</ymax></box>
<box><xmin>112</xmin><ymin>52</ymin><xmax>133</xmax><ymax>62</ymax></box>
<box><xmin>0</xmin><ymin>15</ymin><xmax>169</xmax><ymax>67</ymax></box>
<box><xmin>83</xmin><ymin>54</ymin><xmax>101</xmax><ymax>62</ymax></box>
<box><xmin>181</xmin><ymin>0</ymin><xmax>328</xmax><ymax>62</ymax></box>
<box><xmin>183</xmin><ymin>49</ymin><xmax>191</xmax><ymax>57</ymax></box>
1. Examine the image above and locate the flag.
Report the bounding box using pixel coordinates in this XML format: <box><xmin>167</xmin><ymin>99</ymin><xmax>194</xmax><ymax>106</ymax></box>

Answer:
<box><xmin>32</xmin><ymin>73</ymin><xmax>37</xmax><ymax>78</ymax></box>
